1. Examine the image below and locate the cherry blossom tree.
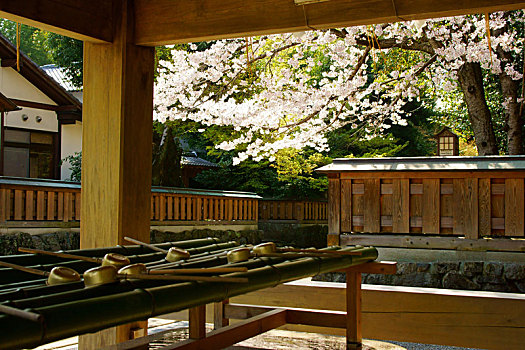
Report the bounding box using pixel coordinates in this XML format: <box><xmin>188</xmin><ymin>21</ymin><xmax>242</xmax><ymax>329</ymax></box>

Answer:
<box><xmin>154</xmin><ymin>11</ymin><xmax>525</xmax><ymax>163</ymax></box>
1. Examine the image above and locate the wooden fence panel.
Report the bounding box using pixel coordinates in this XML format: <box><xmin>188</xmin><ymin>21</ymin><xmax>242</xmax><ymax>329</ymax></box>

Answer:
<box><xmin>505</xmin><ymin>179</ymin><xmax>524</xmax><ymax>236</ymax></box>
<box><xmin>392</xmin><ymin>179</ymin><xmax>410</xmax><ymax>233</ymax></box>
<box><xmin>363</xmin><ymin>179</ymin><xmax>380</xmax><ymax>233</ymax></box>
<box><xmin>422</xmin><ymin>179</ymin><xmax>440</xmax><ymax>234</ymax></box>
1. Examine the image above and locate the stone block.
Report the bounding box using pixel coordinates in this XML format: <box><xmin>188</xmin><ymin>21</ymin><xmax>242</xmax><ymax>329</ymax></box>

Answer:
<box><xmin>432</xmin><ymin>262</ymin><xmax>460</xmax><ymax>274</ymax></box>
<box><xmin>442</xmin><ymin>271</ymin><xmax>479</xmax><ymax>290</ymax></box>
<box><xmin>504</xmin><ymin>264</ymin><xmax>525</xmax><ymax>280</ymax></box>
<box><xmin>461</xmin><ymin>262</ymin><xmax>483</xmax><ymax>277</ymax></box>
<box><xmin>483</xmin><ymin>262</ymin><xmax>504</xmax><ymax>278</ymax></box>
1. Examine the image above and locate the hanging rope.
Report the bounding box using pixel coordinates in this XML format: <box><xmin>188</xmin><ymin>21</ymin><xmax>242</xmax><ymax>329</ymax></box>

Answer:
<box><xmin>485</xmin><ymin>13</ymin><xmax>493</xmax><ymax>66</ymax></box>
<box><xmin>16</xmin><ymin>22</ymin><xmax>21</xmax><ymax>71</ymax></box>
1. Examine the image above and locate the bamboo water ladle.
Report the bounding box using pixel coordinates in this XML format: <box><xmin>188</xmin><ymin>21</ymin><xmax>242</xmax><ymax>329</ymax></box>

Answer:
<box><xmin>18</xmin><ymin>247</ymin><xmax>131</xmax><ymax>268</ymax></box>
<box><xmin>123</xmin><ymin>237</ymin><xmax>190</xmax><ymax>262</ymax></box>
<box><xmin>83</xmin><ymin>264</ymin><xmax>248</xmax><ymax>287</ymax></box>
<box><xmin>0</xmin><ymin>260</ymin><xmax>247</xmax><ymax>289</ymax></box>
<box><xmin>0</xmin><ymin>260</ymin><xmax>81</xmax><ymax>285</ymax></box>
<box><xmin>251</xmin><ymin>242</ymin><xmax>363</xmax><ymax>257</ymax></box>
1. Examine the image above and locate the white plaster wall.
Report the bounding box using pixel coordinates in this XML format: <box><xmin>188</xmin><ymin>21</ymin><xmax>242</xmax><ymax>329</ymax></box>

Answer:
<box><xmin>0</xmin><ymin>67</ymin><xmax>58</xmax><ymax>132</ymax></box>
<box><xmin>60</xmin><ymin>121</ymin><xmax>82</xmax><ymax>180</ymax></box>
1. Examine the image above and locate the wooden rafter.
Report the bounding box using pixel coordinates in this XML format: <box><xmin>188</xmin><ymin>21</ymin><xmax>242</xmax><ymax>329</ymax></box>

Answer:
<box><xmin>133</xmin><ymin>0</ymin><xmax>525</xmax><ymax>46</ymax></box>
<box><xmin>0</xmin><ymin>0</ymin><xmax>113</xmax><ymax>43</ymax></box>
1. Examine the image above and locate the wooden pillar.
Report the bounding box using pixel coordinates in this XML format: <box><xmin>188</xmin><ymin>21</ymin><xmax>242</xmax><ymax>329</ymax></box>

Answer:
<box><xmin>0</xmin><ymin>111</ymin><xmax>4</xmax><ymax>175</ymax></box>
<box><xmin>213</xmin><ymin>299</ymin><xmax>230</xmax><ymax>330</ymax></box>
<box><xmin>346</xmin><ymin>271</ymin><xmax>362</xmax><ymax>350</ymax></box>
<box><xmin>189</xmin><ymin>305</ymin><xmax>207</xmax><ymax>339</ymax></box>
<box><xmin>328</xmin><ymin>174</ymin><xmax>341</xmax><ymax>246</ymax></box>
<box><xmin>78</xmin><ymin>0</ymin><xmax>154</xmax><ymax>348</ymax></box>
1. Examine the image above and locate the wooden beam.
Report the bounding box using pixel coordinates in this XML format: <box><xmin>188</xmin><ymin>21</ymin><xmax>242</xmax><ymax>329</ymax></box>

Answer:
<box><xmin>0</xmin><ymin>0</ymin><xmax>113</xmax><ymax>43</ymax></box>
<box><xmin>134</xmin><ymin>0</ymin><xmax>525</xmax><ymax>46</ymax></box>
<box><xmin>232</xmin><ymin>280</ymin><xmax>525</xmax><ymax>350</ymax></box>
<box><xmin>339</xmin><ymin>234</ymin><xmax>525</xmax><ymax>252</ymax></box>
<box><xmin>189</xmin><ymin>305</ymin><xmax>206</xmax><ymax>339</ymax></box>
<box><xmin>8</xmin><ymin>98</ymin><xmax>77</xmax><ymax>112</ymax></box>
<box><xmin>166</xmin><ymin>309</ymin><xmax>288</xmax><ymax>350</ymax></box>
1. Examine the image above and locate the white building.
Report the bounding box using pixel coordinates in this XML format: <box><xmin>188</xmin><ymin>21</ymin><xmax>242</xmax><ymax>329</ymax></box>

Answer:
<box><xmin>0</xmin><ymin>34</ymin><xmax>82</xmax><ymax>180</ymax></box>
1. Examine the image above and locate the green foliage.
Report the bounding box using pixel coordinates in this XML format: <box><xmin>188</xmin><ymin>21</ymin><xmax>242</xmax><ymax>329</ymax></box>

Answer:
<box><xmin>46</xmin><ymin>33</ymin><xmax>83</xmax><ymax>88</ymax></box>
<box><xmin>61</xmin><ymin>152</ymin><xmax>82</xmax><ymax>182</ymax></box>
<box><xmin>0</xmin><ymin>19</ymin><xmax>51</xmax><ymax>65</ymax></box>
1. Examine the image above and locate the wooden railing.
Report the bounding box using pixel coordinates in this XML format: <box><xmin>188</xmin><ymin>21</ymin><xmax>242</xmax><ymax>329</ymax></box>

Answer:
<box><xmin>258</xmin><ymin>199</ymin><xmax>327</xmax><ymax>222</ymax></box>
<box><xmin>0</xmin><ymin>177</ymin><xmax>259</xmax><ymax>225</ymax></box>
<box><xmin>150</xmin><ymin>188</ymin><xmax>259</xmax><ymax>223</ymax></box>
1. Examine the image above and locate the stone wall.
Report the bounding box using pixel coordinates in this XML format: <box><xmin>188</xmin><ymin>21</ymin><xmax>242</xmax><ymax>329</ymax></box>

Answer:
<box><xmin>0</xmin><ymin>231</ymin><xmax>80</xmax><ymax>255</ymax></box>
<box><xmin>257</xmin><ymin>223</ymin><xmax>327</xmax><ymax>248</ymax></box>
<box><xmin>315</xmin><ymin>260</ymin><xmax>525</xmax><ymax>293</ymax></box>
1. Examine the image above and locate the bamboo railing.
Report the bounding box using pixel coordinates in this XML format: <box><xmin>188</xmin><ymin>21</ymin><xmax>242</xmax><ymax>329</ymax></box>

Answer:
<box><xmin>0</xmin><ymin>177</ymin><xmax>260</xmax><ymax>225</ymax></box>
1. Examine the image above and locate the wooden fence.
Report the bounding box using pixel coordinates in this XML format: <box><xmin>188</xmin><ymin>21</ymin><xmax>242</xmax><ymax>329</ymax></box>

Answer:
<box><xmin>0</xmin><ymin>177</ymin><xmax>260</xmax><ymax>226</ymax></box>
<box><xmin>258</xmin><ymin>199</ymin><xmax>327</xmax><ymax>223</ymax></box>
<box><xmin>317</xmin><ymin>156</ymin><xmax>525</xmax><ymax>251</ymax></box>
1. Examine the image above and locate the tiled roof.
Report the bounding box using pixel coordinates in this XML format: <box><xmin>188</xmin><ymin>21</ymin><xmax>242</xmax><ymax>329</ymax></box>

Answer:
<box><xmin>41</xmin><ymin>64</ymin><xmax>81</xmax><ymax>92</ymax></box>
<box><xmin>181</xmin><ymin>155</ymin><xmax>218</xmax><ymax>167</ymax></box>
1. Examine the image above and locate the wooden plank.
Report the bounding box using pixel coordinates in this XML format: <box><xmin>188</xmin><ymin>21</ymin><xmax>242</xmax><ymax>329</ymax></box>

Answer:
<box><xmin>134</xmin><ymin>0</ymin><xmax>525</xmax><ymax>46</ymax></box>
<box><xmin>187</xmin><ymin>197</ymin><xmax>193</xmax><ymax>220</ymax></box>
<box><xmin>180</xmin><ymin>197</ymin><xmax>186</xmax><ymax>220</ymax></box>
<box><xmin>363</xmin><ymin>179</ymin><xmax>380</xmax><ymax>233</ymax></box>
<box><xmin>392</xmin><ymin>179</ymin><xmax>410</xmax><ymax>233</ymax></box>
<box><xmin>328</xmin><ymin>177</ymin><xmax>341</xmax><ymax>234</ymax></box>
<box><xmin>0</xmin><ymin>189</ymin><xmax>9</xmax><ymax>222</ymax></box>
<box><xmin>478</xmin><ymin>179</ymin><xmax>492</xmax><ymax>236</ymax></box>
<box><xmin>492</xmin><ymin>183</ymin><xmax>506</xmax><ymax>195</ymax></box>
<box><xmin>492</xmin><ymin>217</ymin><xmax>505</xmax><ymax>230</ymax></box>
<box><xmin>422</xmin><ymin>179</ymin><xmax>440</xmax><ymax>234</ymax></box>
<box><xmin>25</xmin><ymin>190</ymin><xmax>34</xmax><ymax>221</ymax></box>
<box><xmin>213</xmin><ymin>300</ymin><xmax>229</xmax><ymax>330</ymax></box>
<box><xmin>47</xmin><ymin>192</ymin><xmax>55</xmax><ymax>220</ymax></box>
<box><xmin>196</xmin><ymin>197</ymin><xmax>202</xmax><ymax>221</ymax></box>
<box><xmin>339</xmin><ymin>234</ymin><xmax>525</xmax><ymax>252</ymax></box>
<box><xmin>441</xmin><ymin>216</ymin><xmax>453</xmax><ymax>228</ymax></box>
<box><xmin>159</xmin><ymin>195</ymin><xmax>166</xmax><ymax>221</ymax></box>
<box><xmin>352</xmin><ymin>184</ymin><xmax>364</xmax><ymax>195</ymax></box>
<box><xmin>341</xmin><ymin>179</ymin><xmax>352</xmax><ymax>233</ymax></box>
<box><xmin>220</xmin><ymin>199</ymin><xmax>225</xmax><ymax>220</ymax></box>
<box><xmin>0</xmin><ymin>0</ymin><xmax>113</xmax><ymax>43</ymax></box>
<box><xmin>343</xmin><ymin>261</ymin><xmax>397</xmax><ymax>275</ymax></box>
<box><xmin>440</xmin><ymin>183</ymin><xmax>453</xmax><ymax>195</ymax></box>
<box><xmin>167</xmin><ymin>196</ymin><xmax>173</xmax><ymax>220</ymax></box>
<box><xmin>346</xmin><ymin>272</ymin><xmax>362</xmax><ymax>350</ymax></box>
<box><xmin>463</xmin><ymin>178</ymin><xmax>479</xmax><ymax>239</ymax></box>
<box><xmin>453</xmin><ymin>179</ymin><xmax>465</xmax><ymax>235</ymax></box>
<box><xmin>63</xmin><ymin>192</ymin><xmax>72</xmax><ymax>222</ymax></box>
<box><xmin>505</xmin><ymin>179</ymin><xmax>524</xmax><ymax>236</ymax></box>
<box><xmin>410</xmin><ymin>184</ymin><xmax>423</xmax><ymax>195</ymax></box>
<box><xmin>232</xmin><ymin>279</ymin><xmax>525</xmax><ymax>350</ymax></box>
<box><xmin>154</xmin><ymin>196</ymin><xmax>161</xmax><ymax>220</ymax></box>
<box><xmin>214</xmin><ymin>198</ymin><xmax>220</xmax><ymax>220</ymax></box>
<box><xmin>189</xmin><ymin>305</ymin><xmax>206</xmax><ymax>339</ymax></box>
<box><xmin>380</xmin><ymin>184</ymin><xmax>393</xmax><ymax>195</ymax></box>
<box><xmin>57</xmin><ymin>192</ymin><xmax>63</xmax><ymax>221</ymax></box>
<box><xmin>75</xmin><ymin>192</ymin><xmax>81</xmax><ymax>221</ymax></box>
<box><xmin>14</xmin><ymin>190</ymin><xmax>23</xmax><ymax>220</ymax></box>
<box><xmin>169</xmin><ymin>309</ymin><xmax>287</xmax><ymax>350</ymax></box>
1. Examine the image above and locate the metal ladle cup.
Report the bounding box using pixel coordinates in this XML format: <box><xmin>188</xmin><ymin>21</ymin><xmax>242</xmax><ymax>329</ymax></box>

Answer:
<box><xmin>83</xmin><ymin>265</ymin><xmax>118</xmax><ymax>288</ymax></box>
<box><xmin>165</xmin><ymin>247</ymin><xmax>191</xmax><ymax>263</ymax></box>
<box><xmin>101</xmin><ymin>253</ymin><xmax>130</xmax><ymax>269</ymax></box>
<box><xmin>46</xmin><ymin>266</ymin><xmax>82</xmax><ymax>285</ymax></box>
<box><xmin>226</xmin><ymin>247</ymin><xmax>252</xmax><ymax>263</ymax></box>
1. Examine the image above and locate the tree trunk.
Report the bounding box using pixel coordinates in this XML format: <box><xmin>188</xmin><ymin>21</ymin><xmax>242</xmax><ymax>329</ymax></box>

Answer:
<box><xmin>499</xmin><ymin>73</ymin><xmax>523</xmax><ymax>154</ymax></box>
<box><xmin>457</xmin><ymin>62</ymin><xmax>499</xmax><ymax>155</ymax></box>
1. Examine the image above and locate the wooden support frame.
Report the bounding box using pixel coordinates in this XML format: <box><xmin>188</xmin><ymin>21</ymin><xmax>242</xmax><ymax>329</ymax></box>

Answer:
<box><xmin>157</xmin><ymin>262</ymin><xmax>394</xmax><ymax>350</ymax></box>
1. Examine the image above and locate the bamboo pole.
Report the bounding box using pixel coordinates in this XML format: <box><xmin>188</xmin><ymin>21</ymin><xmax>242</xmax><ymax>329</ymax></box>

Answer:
<box><xmin>18</xmin><ymin>248</ymin><xmax>100</xmax><ymax>264</ymax></box>
<box><xmin>117</xmin><ymin>274</ymin><xmax>248</xmax><ymax>283</ymax></box>
<box><xmin>0</xmin><ymin>304</ymin><xmax>42</xmax><ymax>323</ymax></box>
<box><xmin>123</xmin><ymin>237</ymin><xmax>167</xmax><ymax>253</ymax></box>
<box><xmin>278</xmin><ymin>248</ymin><xmax>362</xmax><ymax>256</ymax></box>
<box><xmin>148</xmin><ymin>267</ymin><xmax>248</xmax><ymax>274</ymax></box>
<box><xmin>0</xmin><ymin>260</ymin><xmax>49</xmax><ymax>276</ymax></box>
